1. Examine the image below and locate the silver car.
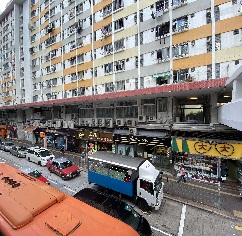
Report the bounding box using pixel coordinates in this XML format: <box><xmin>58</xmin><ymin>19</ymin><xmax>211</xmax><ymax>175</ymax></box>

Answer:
<box><xmin>10</xmin><ymin>146</ymin><xmax>28</xmax><ymax>158</ymax></box>
<box><xmin>2</xmin><ymin>142</ymin><xmax>15</xmax><ymax>152</ymax></box>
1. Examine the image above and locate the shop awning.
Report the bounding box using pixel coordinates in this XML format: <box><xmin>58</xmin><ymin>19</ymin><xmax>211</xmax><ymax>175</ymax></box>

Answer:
<box><xmin>152</xmin><ymin>72</ymin><xmax>170</xmax><ymax>78</ymax></box>
<box><xmin>23</xmin><ymin>126</ymin><xmax>39</xmax><ymax>132</ymax></box>
<box><xmin>172</xmin><ymin>138</ymin><xmax>242</xmax><ymax>160</ymax></box>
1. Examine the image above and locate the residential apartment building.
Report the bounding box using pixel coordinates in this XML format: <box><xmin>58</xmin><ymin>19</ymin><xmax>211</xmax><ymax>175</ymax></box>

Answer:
<box><xmin>0</xmin><ymin>0</ymin><xmax>242</xmax><ymax>182</ymax></box>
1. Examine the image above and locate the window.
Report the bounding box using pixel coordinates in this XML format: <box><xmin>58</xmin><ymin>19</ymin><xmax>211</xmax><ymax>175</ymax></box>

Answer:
<box><xmin>76</xmin><ymin>3</ymin><xmax>83</xmax><ymax>14</ymax></box>
<box><xmin>77</xmin><ymin>53</ymin><xmax>84</xmax><ymax>63</ymax></box>
<box><xmin>105</xmin><ymin>82</ymin><xmax>114</xmax><ymax>92</ymax></box>
<box><xmin>101</xmin><ymin>24</ymin><xmax>112</xmax><ymax>36</ymax></box>
<box><xmin>113</xmin><ymin>0</ymin><xmax>124</xmax><ymax>11</ymax></box>
<box><xmin>116</xmin><ymin>80</ymin><xmax>125</xmax><ymax>91</ymax></box>
<box><xmin>206</xmin><ymin>9</ymin><xmax>211</xmax><ymax>24</ymax></box>
<box><xmin>140</xmin><ymin>179</ymin><xmax>154</xmax><ymax>195</ymax></box>
<box><xmin>115</xmin><ymin>60</ymin><xmax>125</xmax><ymax>71</ymax></box>
<box><xmin>104</xmin><ymin>63</ymin><xmax>113</xmax><ymax>74</ymax></box>
<box><xmin>104</xmin><ymin>43</ymin><xmax>113</xmax><ymax>55</ymax></box>
<box><xmin>173</xmin><ymin>69</ymin><xmax>189</xmax><ymax>82</ymax></box>
<box><xmin>103</xmin><ymin>3</ymin><xmax>112</xmax><ymax>17</ymax></box>
<box><xmin>207</xmin><ymin>65</ymin><xmax>212</xmax><ymax>79</ymax></box>
<box><xmin>173</xmin><ymin>16</ymin><xmax>188</xmax><ymax>32</ymax></box>
<box><xmin>114</xmin><ymin>38</ymin><xmax>124</xmax><ymax>51</ymax></box>
<box><xmin>214</xmin><ymin>6</ymin><xmax>220</xmax><ymax>21</ymax></box>
<box><xmin>114</xmin><ymin>18</ymin><xmax>124</xmax><ymax>31</ymax></box>
<box><xmin>157</xmin><ymin>98</ymin><xmax>168</xmax><ymax>112</ymax></box>
<box><xmin>215</xmin><ymin>63</ymin><xmax>220</xmax><ymax>78</ymax></box>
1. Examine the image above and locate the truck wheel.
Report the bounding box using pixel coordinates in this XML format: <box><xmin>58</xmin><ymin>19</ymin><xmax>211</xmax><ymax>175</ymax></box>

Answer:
<box><xmin>137</xmin><ymin>198</ymin><xmax>150</xmax><ymax>212</ymax></box>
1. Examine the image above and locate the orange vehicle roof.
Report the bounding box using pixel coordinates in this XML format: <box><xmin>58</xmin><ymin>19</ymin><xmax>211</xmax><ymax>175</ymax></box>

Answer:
<box><xmin>0</xmin><ymin>163</ymin><xmax>139</xmax><ymax>236</ymax></box>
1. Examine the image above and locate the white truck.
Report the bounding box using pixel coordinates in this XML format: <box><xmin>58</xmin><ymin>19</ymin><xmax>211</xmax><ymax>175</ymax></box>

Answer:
<box><xmin>87</xmin><ymin>151</ymin><xmax>164</xmax><ymax>211</ymax></box>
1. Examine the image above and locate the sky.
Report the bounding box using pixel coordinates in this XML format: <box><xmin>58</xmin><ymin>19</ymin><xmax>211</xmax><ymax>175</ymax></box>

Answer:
<box><xmin>0</xmin><ymin>0</ymin><xmax>9</xmax><ymax>13</ymax></box>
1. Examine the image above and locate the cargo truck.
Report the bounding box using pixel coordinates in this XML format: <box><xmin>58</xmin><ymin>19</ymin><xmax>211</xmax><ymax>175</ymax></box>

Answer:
<box><xmin>87</xmin><ymin>151</ymin><xmax>164</xmax><ymax>211</ymax></box>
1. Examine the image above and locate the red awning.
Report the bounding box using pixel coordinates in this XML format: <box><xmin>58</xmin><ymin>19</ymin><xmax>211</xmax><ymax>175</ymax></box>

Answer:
<box><xmin>23</xmin><ymin>126</ymin><xmax>38</xmax><ymax>132</ymax></box>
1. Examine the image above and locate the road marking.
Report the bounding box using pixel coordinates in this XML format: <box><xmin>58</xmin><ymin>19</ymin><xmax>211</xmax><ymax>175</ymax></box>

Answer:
<box><xmin>63</xmin><ymin>186</ymin><xmax>77</xmax><ymax>193</ymax></box>
<box><xmin>178</xmin><ymin>204</ymin><xmax>186</xmax><ymax>236</ymax></box>
<box><xmin>150</xmin><ymin>226</ymin><xmax>172</xmax><ymax>236</ymax></box>
<box><xmin>48</xmin><ymin>179</ymin><xmax>57</xmax><ymax>184</ymax></box>
<box><xmin>235</xmin><ymin>225</ymin><xmax>242</xmax><ymax>231</ymax></box>
<box><xmin>169</xmin><ymin>178</ymin><xmax>239</xmax><ymax>197</ymax></box>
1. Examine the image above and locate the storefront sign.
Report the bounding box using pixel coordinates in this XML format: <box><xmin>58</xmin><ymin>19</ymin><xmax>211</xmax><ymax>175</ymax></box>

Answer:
<box><xmin>76</xmin><ymin>131</ymin><xmax>99</xmax><ymax>140</ymax></box>
<box><xmin>172</xmin><ymin>138</ymin><xmax>242</xmax><ymax>159</ymax></box>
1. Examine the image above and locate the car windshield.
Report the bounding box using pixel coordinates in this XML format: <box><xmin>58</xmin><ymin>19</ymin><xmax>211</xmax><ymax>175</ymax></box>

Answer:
<box><xmin>6</xmin><ymin>143</ymin><xmax>14</xmax><ymax>146</ymax></box>
<box><xmin>28</xmin><ymin>170</ymin><xmax>42</xmax><ymax>178</ymax></box>
<box><xmin>39</xmin><ymin>150</ymin><xmax>52</xmax><ymax>157</ymax></box>
<box><xmin>19</xmin><ymin>146</ymin><xmax>27</xmax><ymax>151</ymax></box>
<box><xmin>59</xmin><ymin>160</ymin><xmax>73</xmax><ymax>169</ymax></box>
<box><xmin>119</xmin><ymin>203</ymin><xmax>140</xmax><ymax>231</ymax></box>
<box><xmin>154</xmin><ymin>172</ymin><xmax>163</xmax><ymax>192</ymax></box>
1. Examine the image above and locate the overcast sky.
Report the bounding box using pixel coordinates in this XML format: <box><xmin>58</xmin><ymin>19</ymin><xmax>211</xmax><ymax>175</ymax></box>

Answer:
<box><xmin>0</xmin><ymin>0</ymin><xmax>9</xmax><ymax>13</ymax></box>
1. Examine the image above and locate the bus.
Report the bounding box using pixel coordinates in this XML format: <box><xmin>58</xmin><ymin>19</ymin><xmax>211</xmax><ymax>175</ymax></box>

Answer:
<box><xmin>0</xmin><ymin>163</ymin><xmax>139</xmax><ymax>236</ymax></box>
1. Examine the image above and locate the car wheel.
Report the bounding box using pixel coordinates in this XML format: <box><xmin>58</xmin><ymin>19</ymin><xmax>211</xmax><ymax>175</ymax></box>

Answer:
<box><xmin>38</xmin><ymin>161</ymin><xmax>41</xmax><ymax>166</ymax></box>
<box><xmin>137</xmin><ymin>198</ymin><xmax>150</xmax><ymax>212</ymax></box>
<box><xmin>28</xmin><ymin>157</ymin><xmax>30</xmax><ymax>162</ymax></box>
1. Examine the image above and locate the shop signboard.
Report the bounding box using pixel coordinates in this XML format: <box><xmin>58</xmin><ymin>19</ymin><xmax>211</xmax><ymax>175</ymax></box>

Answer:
<box><xmin>172</xmin><ymin>138</ymin><xmax>242</xmax><ymax>159</ymax></box>
<box><xmin>76</xmin><ymin>131</ymin><xmax>99</xmax><ymax>141</ymax></box>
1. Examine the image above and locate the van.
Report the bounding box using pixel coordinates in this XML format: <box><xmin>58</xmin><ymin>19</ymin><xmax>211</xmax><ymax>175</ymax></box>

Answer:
<box><xmin>26</xmin><ymin>147</ymin><xmax>55</xmax><ymax>166</ymax></box>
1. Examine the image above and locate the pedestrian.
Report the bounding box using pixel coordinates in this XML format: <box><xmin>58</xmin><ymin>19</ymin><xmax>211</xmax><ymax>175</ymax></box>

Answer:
<box><xmin>177</xmin><ymin>163</ymin><xmax>186</xmax><ymax>183</ymax></box>
<box><xmin>60</xmin><ymin>145</ymin><xmax>65</xmax><ymax>157</ymax></box>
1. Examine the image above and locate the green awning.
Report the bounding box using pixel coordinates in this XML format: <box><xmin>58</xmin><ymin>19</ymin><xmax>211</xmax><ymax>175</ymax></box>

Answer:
<box><xmin>152</xmin><ymin>72</ymin><xmax>170</xmax><ymax>78</ymax></box>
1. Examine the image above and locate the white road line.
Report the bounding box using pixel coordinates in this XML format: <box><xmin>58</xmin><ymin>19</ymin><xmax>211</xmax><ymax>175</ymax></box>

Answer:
<box><xmin>48</xmin><ymin>179</ymin><xmax>57</xmax><ymax>184</ymax></box>
<box><xmin>63</xmin><ymin>186</ymin><xmax>77</xmax><ymax>193</ymax></box>
<box><xmin>150</xmin><ymin>226</ymin><xmax>172</xmax><ymax>236</ymax></box>
<box><xmin>178</xmin><ymin>204</ymin><xmax>187</xmax><ymax>236</ymax></box>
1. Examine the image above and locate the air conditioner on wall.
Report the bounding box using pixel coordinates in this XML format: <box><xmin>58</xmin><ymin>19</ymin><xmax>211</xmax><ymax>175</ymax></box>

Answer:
<box><xmin>129</xmin><ymin>128</ymin><xmax>137</xmax><ymax>135</ymax></box>
<box><xmin>55</xmin><ymin>120</ymin><xmax>62</xmax><ymax>128</ymax></box>
<box><xmin>126</xmin><ymin>119</ymin><xmax>133</xmax><ymax>127</ymax></box>
<box><xmin>138</xmin><ymin>115</ymin><xmax>146</xmax><ymax>123</ymax></box>
<box><xmin>148</xmin><ymin>116</ymin><xmax>157</xmax><ymax>122</ymax></box>
<box><xmin>92</xmin><ymin>118</ymin><xmax>98</xmax><ymax>127</ymax></box>
<box><xmin>98</xmin><ymin>118</ymin><xmax>105</xmax><ymax>127</ymax></box>
<box><xmin>68</xmin><ymin>121</ymin><xmax>74</xmax><ymax>129</ymax></box>
<box><xmin>63</xmin><ymin>121</ymin><xmax>68</xmax><ymax>128</ymax></box>
<box><xmin>105</xmin><ymin>118</ymin><xmax>113</xmax><ymax>128</ymax></box>
<box><xmin>116</xmin><ymin>118</ymin><xmax>124</xmax><ymax>126</ymax></box>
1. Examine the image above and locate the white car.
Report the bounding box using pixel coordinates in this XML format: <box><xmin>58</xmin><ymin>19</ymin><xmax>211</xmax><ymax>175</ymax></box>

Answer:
<box><xmin>26</xmin><ymin>147</ymin><xmax>55</xmax><ymax>166</ymax></box>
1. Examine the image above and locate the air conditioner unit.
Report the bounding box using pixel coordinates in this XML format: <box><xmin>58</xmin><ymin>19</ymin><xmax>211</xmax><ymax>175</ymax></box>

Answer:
<box><xmin>116</xmin><ymin>118</ymin><xmax>124</xmax><ymax>126</ymax></box>
<box><xmin>129</xmin><ymin>128</ymin><xmax>137</xmax><ymax>136</ymax></box>
<box><xmin>126</xmin><ymin>119</ymin><xmax>136</xmax><ymax>127</ymax></box>
<box><xmin>68</xmin><ymin>121</ymin><xmax>74</xmax><ymax>129</ymax></box>
<box><xmin>98</xmin><ymin>118</ymin><xmax>105</xmax><ymax>127</ymax></box>
<box><xmin>47</xmin><ymin>120</ymin><xmax>52</xmax><ymax>127</ymax></box>
<box><xmin>105</xmin><ymin>118</ymin><xmax>113</xmax><ymax>128</ymax></box>
<box><xmin>92</xmin><ymin>118</ymin><xmax>98</xmax><ymax>127</ymax></box>
<box><xmin>63</xmin><ymin>121</ymin><xmax>68</xmax><ymax>128</ymax></box>
<box><xmin>34</xmin><ymin>120</ymin><xmax>40</xmax><ymax>126</ymax></box>
<box><xmin>148</xmin><ymin>116</ymin><xmax>157</xmax><ymax>122</ymax></box>
<box><xmin>138</xmin><ymin>115</ymin><xmax>146</xmax><ymax>123</ymax></box>
<box><xmin>55</xmin><ymin>120</ymin><xmax>62</xmax><ymax>128</ymax></box>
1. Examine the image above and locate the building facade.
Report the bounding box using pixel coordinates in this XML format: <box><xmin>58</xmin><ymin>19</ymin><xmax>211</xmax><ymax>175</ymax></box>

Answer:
<box><xmin>0</xmin><ymin>0</ymin><xmax>242</xmax><ymax>180</ymax></box>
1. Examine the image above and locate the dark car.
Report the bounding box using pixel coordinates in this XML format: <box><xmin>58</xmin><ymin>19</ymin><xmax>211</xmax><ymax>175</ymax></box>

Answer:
<box><xmin>1</xmin><ymin>141</ymin><xmax>15</xmax><ymax>152</ymax></box>
<box><xmin>19</xmin><ymin>166</ymin><xmax>50</xmax><ymax>184</ymax></box>
<box><xmin>46</xmin><ymin>158</ymin><xmax>80</xmax><ymax>180</ymax></box>
<box><xmin>10</xmin><ymin>145</ymin><xmax>28</xmax><ymax>158</ymax></box>
<box><xmin>74</xmin><ymin>188</ymin><xmax>152</xmax><ymax>236</ymax></box>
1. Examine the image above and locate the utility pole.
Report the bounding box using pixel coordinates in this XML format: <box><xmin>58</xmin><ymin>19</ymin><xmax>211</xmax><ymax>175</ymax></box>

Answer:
<box><xmin>217</xmin><ymin>157</ymin><xmax>221</xmax><ymax>210</ymax></box>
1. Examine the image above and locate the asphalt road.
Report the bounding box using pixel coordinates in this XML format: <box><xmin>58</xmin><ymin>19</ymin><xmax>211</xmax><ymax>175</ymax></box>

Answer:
<box><xmin>0</xmin><ymin>148</ymin><xmax>242</xmax><ymax>236</ymax></box>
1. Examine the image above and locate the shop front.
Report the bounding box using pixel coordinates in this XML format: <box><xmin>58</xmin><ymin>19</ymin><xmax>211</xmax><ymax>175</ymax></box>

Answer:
<box><xmin>0</xmin><ymin>125</ymin><xmax>7</xmax><ymax>138</ymax></box>
<box><xmin>172</xmin><ymin>138</ymin><xmax>242</xmax><ymax>183</ymax></box>
<box><xmin>34</xmin><ymin>128</ymin><xmax>77</xmax><ymax>152</ymax></box>
<box><xmin>76</xmin><ymin>130</ymin><xmax>113</xmax><ymax>154</ymax></box>
<box><xmin>113</xmin><ymin>129</ymin><xmax>171</xmax><ymax>168</ymax></box>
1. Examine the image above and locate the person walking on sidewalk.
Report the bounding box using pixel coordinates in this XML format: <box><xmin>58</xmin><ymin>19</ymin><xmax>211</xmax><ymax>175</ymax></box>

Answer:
<box><xmin>177</xmin><ymin>163</ymin><xmax>186</xmax><ymax>183</ymax></box>
<box><xmin>60</xmin><ymin>145</ymin><xmax>65</xmax><ymax>157</ymax></box>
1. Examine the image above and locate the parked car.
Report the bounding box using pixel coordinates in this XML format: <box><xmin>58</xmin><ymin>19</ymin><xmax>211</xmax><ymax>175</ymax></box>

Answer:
<box><xmin>10</xmin><ymin>145</ymin><xmax>28</xmax><ymax>158</ymax></box>
<box><xmin>26</xmin><ymin>147</ymin><xmax>55</xmax><ymax>166</ymax></box>
<box><xmin>74</xmin><ymin>188</ymin><xmax>152</xmax><ymax>236</ymax></box>
<box><xmin>2</xmin><ymin>141</ymin><xmax>15</xmax><ymax>152</ymax></box>
<box><xmin>19</xmin><ymin>166</ymin><xmax>49</xmax><ymax>184</ymax></box>
<box><xmin>46</xmin><ymin>158</ymin><xmax>80</xmax><ymax>180</ymax></box>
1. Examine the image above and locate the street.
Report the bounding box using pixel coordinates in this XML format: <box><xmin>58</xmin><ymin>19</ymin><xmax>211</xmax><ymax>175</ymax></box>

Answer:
<box><xmin>0</xmin><ymin>149</ymin><xmax>242</xmax><ymax>236</ymax></box>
